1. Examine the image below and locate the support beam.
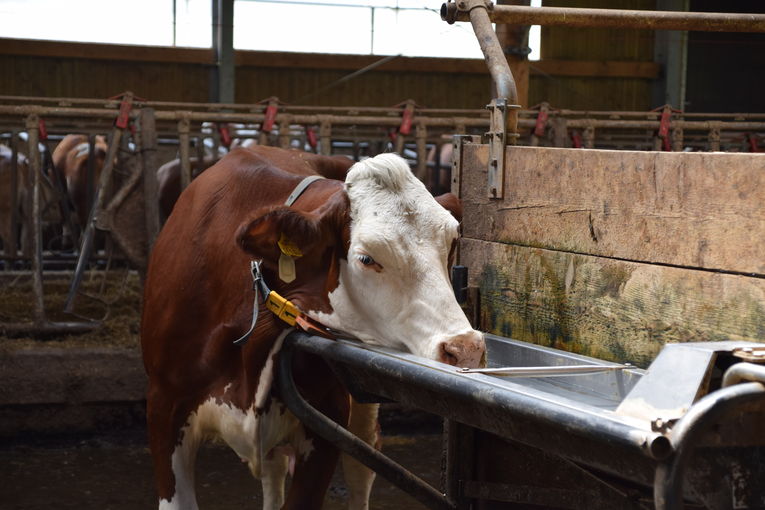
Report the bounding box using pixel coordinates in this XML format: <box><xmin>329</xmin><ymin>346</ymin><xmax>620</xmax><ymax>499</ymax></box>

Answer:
<box><xmin>496</xmin><ymin>0</ymin><xmax>531</xmax><ymax>108</ymax></box>
<box><xmin>212</xmin><ymin>0</ymin><xmax>235</xmax><ymax>103</ymax></box>
<box><xmin>653</xmin><ymin>0</ymin><xmax>689</xmax><ymax>109</ymax></box>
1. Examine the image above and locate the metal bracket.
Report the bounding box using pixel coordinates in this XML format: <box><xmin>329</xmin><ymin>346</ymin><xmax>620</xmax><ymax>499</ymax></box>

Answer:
<box><xmin>486</xmin><ymin>98</ymin><xmax>507</xmax><ymax>199</ymax></box>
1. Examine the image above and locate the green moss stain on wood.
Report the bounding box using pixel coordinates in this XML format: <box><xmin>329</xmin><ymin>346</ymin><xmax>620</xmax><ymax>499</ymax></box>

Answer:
<box><xmin>466</xmin><ymin>239</ymin><xmax>765</xmax><ymax>368</ymax></box>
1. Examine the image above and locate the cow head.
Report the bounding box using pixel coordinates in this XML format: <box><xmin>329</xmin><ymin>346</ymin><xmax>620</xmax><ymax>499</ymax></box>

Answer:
<box><xmin>237</xmin><ymin>153</ymin><xmax>485</xmax><ymax>369</ymax></box>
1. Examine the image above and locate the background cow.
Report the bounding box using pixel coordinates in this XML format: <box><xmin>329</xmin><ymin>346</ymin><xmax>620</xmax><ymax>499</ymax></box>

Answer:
<box><xmin>0</xmin><ymin>145</ymin><xmax>27</xmax><ymax>256</ymax></box>
<box><xmin>156</xmin><ymin>147</ymin><xmax>353</xmax><ymax>223</ymax></box>
<box><xmin>51</xmin><ymin>134</ymin><xmax>109</xmax><ymax>230</ymax></box>
<box><xmin>0</xmin><ymin>144</ymin><xmax>63</xmax><ymax>257</ymax></box>
<box><xmin>141</xmin><ymin>146</ymin><xmax>484</xmax><ymax>509</ymax></box>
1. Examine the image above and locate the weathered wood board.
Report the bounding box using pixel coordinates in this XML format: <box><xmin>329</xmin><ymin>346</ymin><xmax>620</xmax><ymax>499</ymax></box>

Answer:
<box><xmin>460</xmin><ymin>143</ymin><xmax>765</xmax><ymax>275</ymax></box>
<box><xmin>462</xmin><ymin>238</ymin><xmax>765</xmax><ymax>367</ymax></box>
<box><xmin>457</xmin><ymin>141</ymin><xmax>765</xmax><ymax>365</ymax></box>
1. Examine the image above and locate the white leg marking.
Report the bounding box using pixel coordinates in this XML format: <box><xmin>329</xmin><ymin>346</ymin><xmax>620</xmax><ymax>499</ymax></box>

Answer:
<box><xmin>261</xmin><ymin>449</ymin><xmax>290</xmax><ymax>510</ymax></box>
<box><xmin>158</xmin><ymin>426</ymin><xmax>202</xmax><ymax>510</ymax></box>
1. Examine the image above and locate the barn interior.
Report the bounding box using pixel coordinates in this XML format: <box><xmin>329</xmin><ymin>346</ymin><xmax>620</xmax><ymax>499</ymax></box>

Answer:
<box><xmin>2</xmin><ymin>1</ymin><xmax>765</xmax><ymax>509</ymax></box>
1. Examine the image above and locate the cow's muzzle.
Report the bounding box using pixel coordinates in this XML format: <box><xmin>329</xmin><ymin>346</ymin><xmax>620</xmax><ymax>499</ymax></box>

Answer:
<box><xmin>437</xmin><ymin>330</ymin><xmax>486</xmax><ymax>369</ymax></box>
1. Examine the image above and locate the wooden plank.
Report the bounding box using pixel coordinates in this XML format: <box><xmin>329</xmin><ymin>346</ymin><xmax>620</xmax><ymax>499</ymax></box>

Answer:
<box><xmin>460</xmin><ymin>143</ymin><xmax>765</xmax><ymax>275</ymax></box>
<box><xmin>0</xmin><ymin>37</ymin><xmax>657</xmax><ymax>79</ymax></box>
<box><xmin>0</xmin><ymin>38</ymin><xmax>213</xmax><ymax>65</ymax></box>
<box><xmin>461</xmin><ymin>238</ymin><xmax>765</xmax><ymax>367</ymax></box>
<box><xmin>531</xmin><ymin>60</ymin><xmax>660</xmax><ymax>79</ymax></box>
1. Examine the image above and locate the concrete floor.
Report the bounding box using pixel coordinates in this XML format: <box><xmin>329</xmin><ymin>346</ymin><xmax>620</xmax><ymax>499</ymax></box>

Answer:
<box><xmin>2</xmin><ymin>428</ymin><xmax>442</xmax><ymax>509</ymax></box>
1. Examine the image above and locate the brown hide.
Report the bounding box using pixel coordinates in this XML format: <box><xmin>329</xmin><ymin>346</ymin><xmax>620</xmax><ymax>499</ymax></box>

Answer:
<box><xmin>156</xmin><ymin>156</ymin><xmax>219</xmax><ymax>221</ymax></box>
<box><xmin>141</xmin><ymin>147</ymin><xmax>352</xmax><ymax>507</ymax></box>
<box><xmin>0</xmin><ymin>145</ymin><xmax>27</xmax><ymax>254</ymax></box>
<box><xmin>156</xmin><ymin>146</ymin><xmax>354</xmax><ymax>222</ymax></box>
<box><xmin>52</xmin><ymin>134</ymin><xmax>108</xmax><ymax>228</ymax></box>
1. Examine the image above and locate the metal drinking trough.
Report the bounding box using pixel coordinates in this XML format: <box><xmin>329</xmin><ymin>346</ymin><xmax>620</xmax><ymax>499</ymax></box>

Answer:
<box><xmin>278</xmin><ymin>332</ymin><xmax>765</xmax><ymax>510</ymax></box>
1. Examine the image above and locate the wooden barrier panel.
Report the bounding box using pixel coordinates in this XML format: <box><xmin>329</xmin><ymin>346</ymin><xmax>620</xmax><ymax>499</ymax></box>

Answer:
<box><xmin>457</xmin><ymin>142</ymin><xmax>765</xmax><ymax>365</ymax></box>
<box><xmin>460</xmin><ymin>144</ymin><xmax>765</xmax><ymax>274</ymax></box>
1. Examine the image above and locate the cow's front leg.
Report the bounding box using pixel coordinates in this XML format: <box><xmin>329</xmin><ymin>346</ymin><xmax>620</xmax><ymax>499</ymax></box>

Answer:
<box><xmin>261</xmin><ymin>448</ymin><xmax>290</xmax><ymax>510</ymax></box>
<box><xmin>342</xmin><ymin>401</ymin><xmax>380</xmax><ymax>510</ymax></box>
<box><xmin>283</xmin><ymin>427</ymin><xmax>343</xmax><ymax>510</ymax></box>
<box><xmin>147</xmin><ymin>388</ymin><xmax>201</xmax><ymax>510</ymax></box>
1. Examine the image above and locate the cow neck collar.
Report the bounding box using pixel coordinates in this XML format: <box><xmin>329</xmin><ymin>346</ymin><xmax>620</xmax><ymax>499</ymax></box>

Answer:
<box><xmin>234</xmin><ymin>174</ymin><xmax>335</xmax><ymax>346</ymax></box>
<box><xmin>233</xmin><ymin>260</ymin><xmax>336</xmax><ymax>346</ymax></box>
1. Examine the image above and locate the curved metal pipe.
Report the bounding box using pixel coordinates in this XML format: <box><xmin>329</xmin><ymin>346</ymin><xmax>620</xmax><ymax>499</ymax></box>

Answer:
<box><xmin>465</xmin><ymin>3</ymin><xmax>518</xmax><ymax>107</ymax></box>
<box><xmin>276</xmin><ymin>334</ymin><xmax>457</xmax><ymax>510</ymax></box>
<box><xmin>722</xmin><ymin>362</ymin><xmax>765</xmax><ymax>387</ymax></box>
<box><xmin>653</xmin><ymin>381</ymin><xmax>765</xmax><ymax>510</ymax></box>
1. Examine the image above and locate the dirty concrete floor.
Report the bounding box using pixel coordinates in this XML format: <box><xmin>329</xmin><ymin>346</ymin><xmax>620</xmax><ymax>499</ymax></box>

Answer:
<box><xmin>1</xmin><ymin>429</ymin><xmax>442</xmax><ymax>509</ymax></box>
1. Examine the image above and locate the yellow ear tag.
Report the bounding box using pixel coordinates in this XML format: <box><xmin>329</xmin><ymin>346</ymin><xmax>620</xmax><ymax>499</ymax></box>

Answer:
<box><xmin>278</xmin><ymin>253</ymin><xmax>296</xmax><ymax>283</ymax></box>
<box><xmin>278</xmin><ymin>234</ymin><xmax>303</xmax><ymax>258</ymax></box>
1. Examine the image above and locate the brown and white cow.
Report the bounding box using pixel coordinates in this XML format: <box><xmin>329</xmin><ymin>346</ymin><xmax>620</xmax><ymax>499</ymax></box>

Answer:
<box><xmin>0</xmin><ymin>145</ymin><xmax>27</xmax><ymax>255</ymax></box>
<box><xmin>1</xmin><ymin>144</ymin><xmax>62</xmax><ymax>256</ymax></box>
<box><xmin>140</xmin><ymin>146</ymin><xmax>485</xmax><ymax>509</ymax></box>
<box><xmin>51</xmin><ymin>134</ymin><xmax>109</xmax><ymax>229</ymax></box>
<box><xmin>156</xmin><ymin>148</ymin><xmax>352</xmax><ymax>222</ymax></box>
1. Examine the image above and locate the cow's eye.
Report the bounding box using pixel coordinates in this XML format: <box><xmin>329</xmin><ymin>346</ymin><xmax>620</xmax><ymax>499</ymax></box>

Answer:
<box><xmin>358</xmin><ymin>254</ymin><xmax>375</xmax><ymax>266</ymax></box>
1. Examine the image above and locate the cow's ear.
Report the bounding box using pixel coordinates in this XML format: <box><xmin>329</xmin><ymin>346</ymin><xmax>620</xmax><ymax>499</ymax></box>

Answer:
<box><xmin>435</xmin><ymin>193</ymin><xmax>463</xmax><ymax>223</ymax></box>
<box><xmin>236</xmin><ymin>206</ymin><xmax>323</xmax><ymax>260</ymax></box>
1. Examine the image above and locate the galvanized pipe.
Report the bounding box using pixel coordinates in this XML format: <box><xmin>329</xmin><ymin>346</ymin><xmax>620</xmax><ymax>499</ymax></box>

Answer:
<box><xmin>463</xmin><ymin>2</ymin><xmax>517</xmax><ymax>108</ymax></box>
<box><xmin>277</xmin><ymin>334</ymin><xmax>457</xmax><ymax>510</ymax></box>
<box><xmin>722</xmin><ymin>362</ymin><xmax>765</xmax><ymax>387</ymax></box>
<box><xmin>653</xmin><ymin>381</ymin><xmax>765</xmax><ymax>510</ymax></box>
<box><xmin>444</xmin><ymin>3</ymin><xmax>765</xmax><ymax>32</ymax></box>
<box><xmin>65</xmin><ymin>122</ymin><xmax>125</xmax><ymax>313</ymax></box>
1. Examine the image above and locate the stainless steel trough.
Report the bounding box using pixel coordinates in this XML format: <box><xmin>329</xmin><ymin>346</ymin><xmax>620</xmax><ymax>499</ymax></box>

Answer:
<box><xmin>278</xmin><ymin>332</ymin><xmax>765</xmax><ymax>510</ymax></box>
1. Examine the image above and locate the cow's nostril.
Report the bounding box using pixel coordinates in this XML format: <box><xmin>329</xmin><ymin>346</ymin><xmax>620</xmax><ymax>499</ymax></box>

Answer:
<box><xmin>439</xmin><ymin>331</ymin><xmax>486</xmax><ymax>369</ymax></box>
<box><xmin>438</xmin><ymin>342</ymin><xmax>460</xmax><ymax>366</ymax></box>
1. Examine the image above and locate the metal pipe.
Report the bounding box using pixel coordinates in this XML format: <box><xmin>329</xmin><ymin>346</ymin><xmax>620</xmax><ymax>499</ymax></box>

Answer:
<box><xmin>459</xmin><ymin>364</ymin><xmax>631</xmax><ymax>377</ymax></box>
<box><xmin>722</xmin><ymin>362</ymin><xmax>765</xmax><ymax>387</ymax></box>
<box><xmin>9</xmin><ymin>131</ymin><xmax>19</xmax><ymax>258</ymax></box>
<box><xmin>462</xmin><ymin>1</ymin><xmax>517</xmax><ymax>106</ymax></box>
<box><xmin>276</xmin><ymin>334</ymin><xmax>457</xmax><ymax>510</ymax></box>
<box><xmin>25</xmin><ymin>115</ymin><xmax>45</xmax><ymax>324</ymax></box>
<box><xmin>140</xmin><ymin>108</ymin><xmax>160</xmax><ymax>255</ymax></box>
<box><xmin>64</xmin><ymin>122</ymin><xmax>125</xmax><ymax>313</ymax></box>
<box><xmin>653</xmin><ymin>381</ymin><xmax>765</xmax><ymax>510</ymax></box>
<box><xmin>445</xmin><ymin>3</ymin><xmax>765</xmax><ymax>32</ymax></box>
<box><xmin>177</xmin><ymin>116</ymin><xmax>191</xmax><ymax>190</ymax></box>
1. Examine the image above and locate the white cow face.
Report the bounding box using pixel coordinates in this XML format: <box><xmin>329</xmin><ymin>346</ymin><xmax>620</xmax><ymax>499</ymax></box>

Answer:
<box><xmin>309</xmin><ymin>153</ymin><xmax>485</xmax><ymax>369</ymax></box>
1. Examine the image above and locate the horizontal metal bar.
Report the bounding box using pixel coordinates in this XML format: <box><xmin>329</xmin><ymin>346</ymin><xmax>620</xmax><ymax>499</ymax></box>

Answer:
<box><xmin>447</xmin><ymin>4</ymin><xmax>765</xmax><ymax>32</ymax></box>
<box><xmin>458</xmin><ymin>364</ymin><xmax>632</xmax><ymax>377</ymax></box>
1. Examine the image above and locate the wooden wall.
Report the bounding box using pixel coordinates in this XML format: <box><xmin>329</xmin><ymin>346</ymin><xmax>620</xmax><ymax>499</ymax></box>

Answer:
<box><xmin>533</xmin><ymin>0</ymin><xmax>657</xmax><ymax>111</ymax></box>
<box><xmin>457</xmin><ymin>142</ymin><xmax>765</xmax><ymax>367</ymax></box>
<box><xmin>0</xmin><ymin>25</ymin><xmax>659</xmax><ymax>112</ymax></box>
<box><xmin>685</xmin><ymin>0</ymin><xmax>765</xmax><ymax>113</ymax></box>
<box><xmin>0</xmin><ymin>38</ymin><xmax>493</xmax><ymax>109</ymax></box>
